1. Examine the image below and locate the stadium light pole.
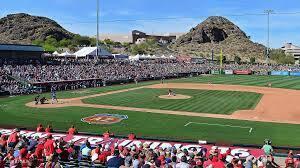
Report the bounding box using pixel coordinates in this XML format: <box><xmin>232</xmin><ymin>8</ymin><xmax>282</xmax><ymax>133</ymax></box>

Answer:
<box><xmin>264</xmin><ymin>9</ymin><xmax>273</xmax><ymax>63</ymax></box>
<box><xmin>96</xmin><ymin>0</ymin><xmax>99</xmax><ymax>59</ymax></box>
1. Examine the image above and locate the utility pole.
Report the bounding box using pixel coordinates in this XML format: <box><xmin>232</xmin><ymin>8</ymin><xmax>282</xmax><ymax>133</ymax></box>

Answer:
<box><xmin>264</xmin><ymin>9</ymin><xmax>273</xmax><ymax>63</ymax></box>
<box><xmin>96</xmin><ymin>0</ymin><xmax>99</xmax><ymax>59</ymax></box>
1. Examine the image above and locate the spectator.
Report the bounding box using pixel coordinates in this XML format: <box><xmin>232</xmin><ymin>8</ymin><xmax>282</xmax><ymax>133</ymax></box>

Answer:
<box><xmin>106</xmin><ymin>149</ymin><xmax>124</xmax><ymax>168</ymax></box>
<box><xmin>7</xmin><ymin>128</ymin><xmax>19</xmax><ymax>149</ymax></box>
<box><xmin>36</xmin><ymin>124</ymin><xmax>44</xmax><ymax>132</ymax></box>
<box><xmin>67</xmin><ymin>125</ymin><xmax>77</xmax><ymax>135</ymax></box>
<box><xmin>176</xmin><ymin>155</ymin><xmax>190</xmax><ymax>168</ymax></box>
<box><xmin>262</xmin><ymin>139</ymin><xmax>273</xmax><ymax>155</ymax></box>
<box><xmin>81</xmin><ymin>141</ymin><xmax>92</xmax><ymax>159</ymax></box>
<box><xmin>45</xmin><ymin>125</ymin><xmax>53</xmax><ymax>133</ymax></box>
<box><xmin>285</xmin><ymin>151</ymin><xmax>294</xmax><ymax>168</ymax></box>
<box><xmin>44</xmin><ymin>134</ymin><xmax>56</xmax><ymax>161</ymax></box>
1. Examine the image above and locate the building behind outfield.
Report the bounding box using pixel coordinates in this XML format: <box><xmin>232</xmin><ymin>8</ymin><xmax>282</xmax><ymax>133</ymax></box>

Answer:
<box><xmin>281</xmin><ymin>43</ymin><xmax>300</xmax><ymax>64</ymax></box>
<box><xmin>0</xmin><ymin>44</ymin><xmax>44</xmax><ymax>65</ymax></box>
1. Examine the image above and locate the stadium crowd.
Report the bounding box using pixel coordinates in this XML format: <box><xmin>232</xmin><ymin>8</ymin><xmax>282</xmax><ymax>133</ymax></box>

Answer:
<box><xmin>2</xmin><ymin>59</ymin><xmax>300</xmax><ymax>95</ymax></box>
<box><xmin>0</xmin><ymin>126</ymin><xmax>299</xmax><ymax>168</ymax></box>
<box><xmin>0</xmin><ymin>60</ymin><xmax>213</xmax><ymax>95</ymax></box>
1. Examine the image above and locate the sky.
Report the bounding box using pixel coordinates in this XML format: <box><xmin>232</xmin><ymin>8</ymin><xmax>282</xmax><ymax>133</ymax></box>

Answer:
<box><xmin>1</xmin><ymin>0</ymin><xmax>300</xmax><ymax>48</ymax></box>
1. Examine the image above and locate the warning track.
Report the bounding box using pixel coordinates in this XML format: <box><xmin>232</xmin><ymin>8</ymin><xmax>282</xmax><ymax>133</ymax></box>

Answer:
<box><xmin>25</xmin><ymin>83</ymin><xmax>300</xmax><ymax>124</ymax></box>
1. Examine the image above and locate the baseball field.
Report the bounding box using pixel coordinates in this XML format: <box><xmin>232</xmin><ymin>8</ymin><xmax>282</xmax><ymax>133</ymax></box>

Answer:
<box><xmin>1</xmin><ymin>75</ymin><xmax>300</xmax><ymax>147</ymax></box>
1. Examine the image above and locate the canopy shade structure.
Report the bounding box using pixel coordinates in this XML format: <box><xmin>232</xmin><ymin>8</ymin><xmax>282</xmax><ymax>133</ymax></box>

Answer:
<box><xmin>52</xmin><ymin>51</ymin><xmax>59</xmax><ymax>56</ymax></box>
<box><xmin>74</xmin><ymin>46</ymin><xmax>112</xmax><ymax>59</ymax></box>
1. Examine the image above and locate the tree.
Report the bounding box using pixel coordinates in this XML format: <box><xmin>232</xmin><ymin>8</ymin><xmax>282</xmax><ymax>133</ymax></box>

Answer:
<box><xmin>72</xmin><ymin>35</ymin><xmax>91</xmax><ymax>46</ymax></box>
<box><xmin>59</xmin><ymin>39</ymin><xmax>72</xmax><ymax>47</ymax></box>
<box><xmin>270</xmin><ymin>49</ymin><xmax>295</xmax><ymax>64</ymax></box>
<box><xmin>250</xmin><ymin>57</ymin><xmax>256</xmax><ymax>64</ymax></box>
<box><xmin>234</xmin><ymin>56</ymin><xmax>241</xmax><ymax>64</ymax></box>
<box><xmin>45</xmin><ymin>36</ymin><xmax>59</xmax><ymax>48</ymax></box>
<box><xmin>32</xmin><ymin>39</ymin><xmax>44</xmax><ymax>46</ymax></box>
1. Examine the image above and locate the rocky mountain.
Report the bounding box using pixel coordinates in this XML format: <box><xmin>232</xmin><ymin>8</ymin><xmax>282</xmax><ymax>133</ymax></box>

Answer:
<box><xmin>0</xmin><ymin>13</ymin><xmax>74</xmax><ymax>44</ymax></box>
<box><xmin>170</xmin><ymin>16</ymin><xmax>266</xmax><ymax>62</ymax></box>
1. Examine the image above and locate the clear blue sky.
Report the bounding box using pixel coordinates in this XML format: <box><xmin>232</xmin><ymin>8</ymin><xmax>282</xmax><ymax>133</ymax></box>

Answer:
<box><xmin>1</xmin><ymin>0</ymin><xmax>300</xmax><ymax>48</ymax></box>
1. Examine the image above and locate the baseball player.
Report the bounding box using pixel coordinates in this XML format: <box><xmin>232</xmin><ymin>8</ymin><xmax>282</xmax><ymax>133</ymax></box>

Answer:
<box><xmin>51</xmin><ymin>85</ymin><xmax>58</xmax><ymax>104</ymax></box>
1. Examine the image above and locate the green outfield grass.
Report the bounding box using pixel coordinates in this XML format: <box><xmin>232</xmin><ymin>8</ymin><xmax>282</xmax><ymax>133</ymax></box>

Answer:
<box><xmin>172</xmin><ymin>75</ymin><xmax>300</xmax><ymax>89</ymax></box>
<box><xmin>83</xmin><ymin>88</ymin><xmax>262</xmax><ymax>114</ymax></box>
<box><xmin>1</xmin><ymin>75</ymin><xmax>300</xmax><ymax>146</ymax></box>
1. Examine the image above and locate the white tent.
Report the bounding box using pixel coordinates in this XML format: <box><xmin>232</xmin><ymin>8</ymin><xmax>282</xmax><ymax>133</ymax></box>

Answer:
<box><xmin>52</xmin><ymin>51</ymin><xmax>59</xmax><ymax>56</ymax></box>
<box><xmin>59</xmin><ymin>51</ymin><xmax>74</xmax><ymax>57</ymax></box>
<box><xmin>151</xmin><ymin>55</ymin><xmax>158</xmax><ymax>59</ymax></box>
<box><xmin>74</xmin><ymin>47</ymin><xmax>113</xmax><ymax>59</ymax></box>
<box><xmin>161</xmin><ymin>55</ymin><xmax>167</xmax><ymax>59</ymax></box>
<box><xmin>74</xmin><ymin>47</ymin><xmax>96</xmax><ymax>58</ymax></box>
<box><xmin>169</xmin><ymin>55</ymin><xmax>176</xmax><ymax>59</ymax></box>
<box><xmin>129</xmin><ymin>54</ymin><xmax>140</xmax><ymax>61</ymax></box>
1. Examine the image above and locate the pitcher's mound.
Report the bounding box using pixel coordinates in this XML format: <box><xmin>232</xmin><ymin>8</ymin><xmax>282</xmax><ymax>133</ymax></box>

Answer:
<box><xmin>158</xmin><ymin>94</ymin><xmax>191</xmax><ymax>99</ymax></box>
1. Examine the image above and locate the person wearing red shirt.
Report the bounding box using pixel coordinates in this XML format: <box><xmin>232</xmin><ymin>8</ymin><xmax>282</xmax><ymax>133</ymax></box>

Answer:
<box><xmin>128</xmin><ymin>133</ymin><xmax>136</xmax><ymax>140</ymax></box>
<box><xmin>67</xmin><ymin>125</ymin><xmax>77</xmax><ymax>135</ymax></box>
<box><xmin>285</xmin><ymin>151</ymin><xmax>295</xmax><ymax>168</ymax></box>
<box><xmin>34</xmin><ymin>141</ymin><xmax>45</xmax><ymax>164</ymax></box>
<box><xmin>99</xmin><ymin>145</ymin><xmax>111</xmax><ymax>164</ymax></box>
<box><xmin>56</xmin><ymin>146</ymin><xmax>69</xmax><ymax>161</ymax></box>
<box><xmin>43</xmin><ymin>134</ymin><xmax>56</xmax><ymax>160</ymax></box>
<box><xmin>45</xmin><ymin>125</ymin><xmax>53</xmax><ymax>133</ymax></box>
<box><xmin>7</xmin><ymin>128</ymin><xmax>19</xmax><ymax>148</ymax></box>
<box><xmin>212</xmin><ymin>158</ymin><xmax>225</xmax><ymax>168</ymax></box>
<box><xmin>36</xmin><ymin>124</ymin><xmax>44</xmax><ymax>132</ymax></box>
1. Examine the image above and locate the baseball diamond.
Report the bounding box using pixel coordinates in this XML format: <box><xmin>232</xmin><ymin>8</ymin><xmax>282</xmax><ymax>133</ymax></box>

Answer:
<box><xmin>1</xmin><ymin>75</ymin><xmax>300</xmax><ymax>147</ymax></box>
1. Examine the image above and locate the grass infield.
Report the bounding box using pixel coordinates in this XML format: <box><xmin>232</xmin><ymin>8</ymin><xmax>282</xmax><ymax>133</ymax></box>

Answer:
<box><xmin>83</xmin><ymin>88</ymin><xmax>262</xmax><ymax>114</ymax></box>
<box><xmin>1</xmin><ymin>75</ymin><xmax>300</xmax><ymax>146</ymax></box>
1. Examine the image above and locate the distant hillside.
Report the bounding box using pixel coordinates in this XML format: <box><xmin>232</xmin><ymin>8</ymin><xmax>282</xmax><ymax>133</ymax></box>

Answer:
<box><xmin>170</xmin><ymin>16</ymin><xmax>266</xmax><ymax>62</ymax></box>
<box><xmin>0</xmin><ymin>13</ymin><xmax>74</xmax><ymax>44</ymax></box>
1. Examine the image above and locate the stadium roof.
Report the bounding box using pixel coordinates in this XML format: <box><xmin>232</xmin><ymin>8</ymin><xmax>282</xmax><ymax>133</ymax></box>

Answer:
<box><xmin>0</xmin><ymin>44</ymin><xmax>43</xmax><ymax>52</ymax></box>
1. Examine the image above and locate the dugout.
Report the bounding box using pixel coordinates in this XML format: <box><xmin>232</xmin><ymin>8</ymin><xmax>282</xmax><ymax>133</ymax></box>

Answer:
<box><xmin>0</xmin><ymin>44</ymin><xmax>44</xmax><ymax>65</ymax></box>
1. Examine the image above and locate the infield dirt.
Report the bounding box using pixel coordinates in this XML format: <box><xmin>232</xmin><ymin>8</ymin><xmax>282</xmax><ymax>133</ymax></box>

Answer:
<box><xmin>26</xmin><ymin>83</ymin><xmax>300</xmax><ymax>124</ymax></box>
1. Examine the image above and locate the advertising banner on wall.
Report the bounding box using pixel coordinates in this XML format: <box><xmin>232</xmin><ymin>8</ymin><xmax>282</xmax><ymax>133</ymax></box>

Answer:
<box><xmin>270</xmin><ymin>71</ymin><xmax>289</xmax><ymax>76</ymax></box>
<box><xmin>225</xmin><ymin>70</ymin><xmax>234</xmax><ymax>75</ymax></box>
<box><xmin>211</xmin><ymin>70</ymin><xmax>220</xmax><ymax>75</ymax></box>
<box><xmin>0</xmin><ymin>128</ymin><xmax>264</xmax><ymax>158</ymax></box>
<box><xmin>289</xmin><ymin>72</ymin><xmax>300</xmax><ymax>76</ymax></box>
<box><xmin>233</xmin><ymin>70</ymin><xmax>252</xmax><ymax>75</ymax></box>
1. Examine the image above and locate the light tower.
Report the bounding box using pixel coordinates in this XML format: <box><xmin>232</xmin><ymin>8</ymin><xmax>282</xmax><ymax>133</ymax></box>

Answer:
<box><xmin>96</xmin><ymin>0</ymin><xmax>99</xmax><ymax>58</ymax></box>
<box><xmin>264</xmin><ymin>9</ymin><xmax>274</xmax><ymax>63</ymax></box>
